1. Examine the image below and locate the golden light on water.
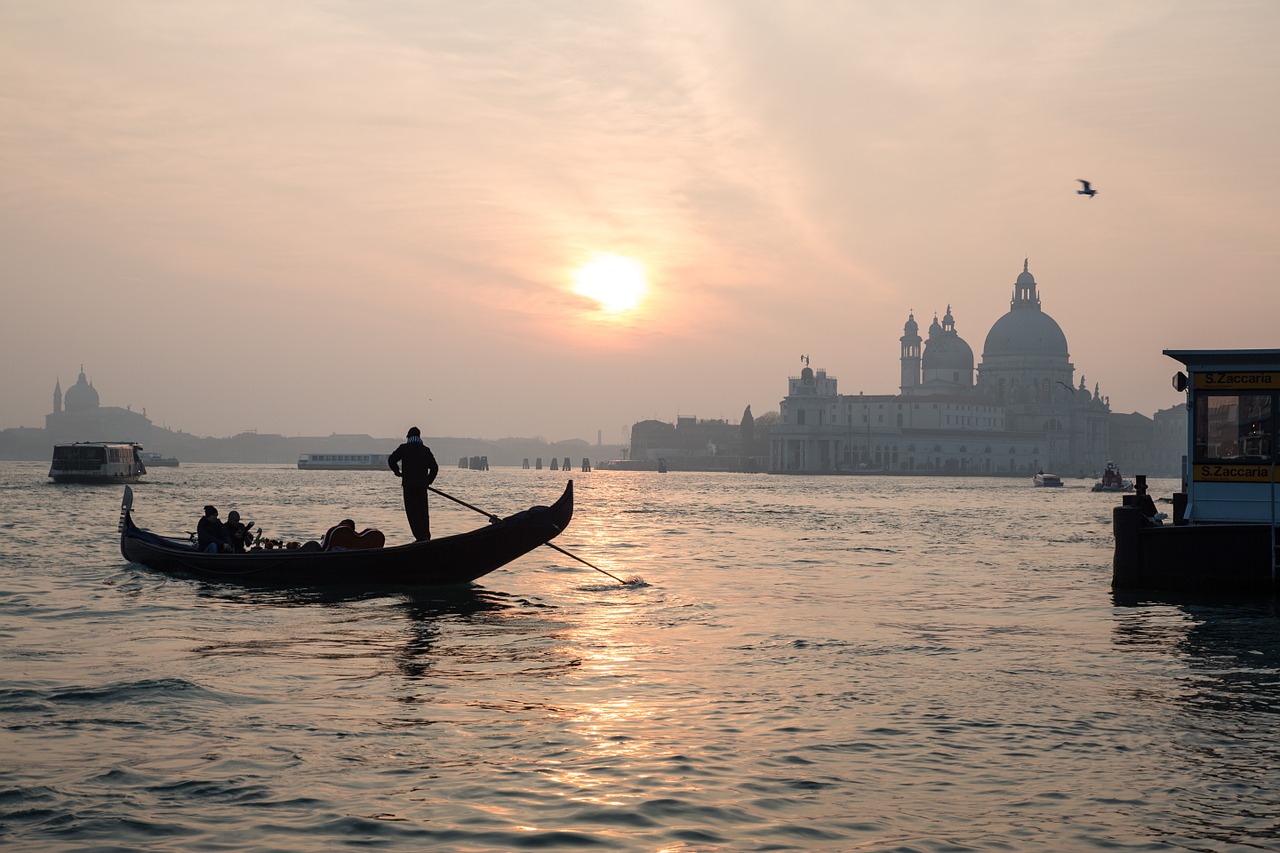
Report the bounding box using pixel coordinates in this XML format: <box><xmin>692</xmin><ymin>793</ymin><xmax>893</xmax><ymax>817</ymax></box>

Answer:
<box><xmin>571</xmin><ymin>254</ymin><xmax>648</xmax><ymax>315</ymax></box>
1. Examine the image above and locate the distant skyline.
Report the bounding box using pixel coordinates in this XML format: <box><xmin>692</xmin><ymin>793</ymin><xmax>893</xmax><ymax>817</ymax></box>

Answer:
<box><xmin>3</xmin><ymin>2</ymin><xmax>1277</xmax><ymax>443</ymax></box>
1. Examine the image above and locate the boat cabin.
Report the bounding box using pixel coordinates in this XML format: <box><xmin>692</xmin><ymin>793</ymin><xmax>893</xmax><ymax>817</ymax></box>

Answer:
<box><xmin>1168</xmin><ymin>349</ymin><xmax>1278</xmax><ymax>526</ymax></box>
<box><xmin>49</xmin><ymin>441</ymin><xmax>146</xmax><ymax>484</ymax></box>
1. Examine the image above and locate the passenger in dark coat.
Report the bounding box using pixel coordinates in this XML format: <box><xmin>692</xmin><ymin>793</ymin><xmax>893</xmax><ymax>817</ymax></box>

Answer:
<box><xmin>196</xmin><ymin>505</ymin><xmax>233</xmax><ymax>553</ymax></box>
<box><xmin>224</xmin><ymin>510</ymin><xmax>254</xmax><ymax>553</ymax></box>
<box><xmin>388</xmin><ymin>426</ymin><xmax>439</xmax><ymax>541</ymax></box>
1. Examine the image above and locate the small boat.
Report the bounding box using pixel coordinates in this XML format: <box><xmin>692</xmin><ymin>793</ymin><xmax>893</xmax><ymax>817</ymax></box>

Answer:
<box><xmin>50</xmin><ymin>441</ymin><xmax>146</xmax><ymax>484</ymax></box>
<box><xmin>119</xmin><ymin>481</ymin><xmax>574</xmax><ymax>587</ymax></box>
<box><xmin>140</xmin><ymin>452</ymin><xmax>180</xmax><ymax>467</ymax></box>
<box><xmin>1032</xmin><ymin>471</ymin><xmax>1063</xmax><ymax>487</ymax></box>
<box><xmin>298</xmin><ymin>453</ymin><xmax>390</xmax><ymax>471</ymax></box>
<box><xmin>1091</xmin><ymin>461</ymin><xmax>1132</xmax><ymax>492</ymax></box>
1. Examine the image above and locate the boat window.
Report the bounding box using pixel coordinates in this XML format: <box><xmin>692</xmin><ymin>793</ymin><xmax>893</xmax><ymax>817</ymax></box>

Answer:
<box><xmin>54</xmin><ymin>445</ymin><xmax>107</xmax><ymax>463</ymax></box>
<box><xmin>1194</xmin><ymin>393</ymin><xmax>1273</xmax><ymax>462</ymax></box>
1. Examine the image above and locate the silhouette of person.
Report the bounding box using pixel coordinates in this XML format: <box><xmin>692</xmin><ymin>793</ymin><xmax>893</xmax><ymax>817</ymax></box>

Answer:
<box><xmin>388</xmin><ymin>426</ymin><xmax>439</xmax><ymax>541</ymax></box>
<box><xmin>196</xmin><ymin>505</ymin><xmax>233</xmax><ymax>553</ymax></box>
<box><xmin>224</xmin><ymin>510</ymin><xmax>254</xmax><ymax>553</ymax></box>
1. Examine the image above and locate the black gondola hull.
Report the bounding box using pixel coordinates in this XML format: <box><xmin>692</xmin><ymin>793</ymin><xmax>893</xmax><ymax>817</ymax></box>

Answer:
<box><xmin>120</xmin><ymin>482</ymin><xmax>573</xmax><ymax>588</ymax></box>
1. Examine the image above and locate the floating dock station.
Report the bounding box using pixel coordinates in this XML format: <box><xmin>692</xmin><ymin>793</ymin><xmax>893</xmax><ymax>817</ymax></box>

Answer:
<box><xmin>1113</xmin><ymin>349</ymin><xmax>1278</xmax><ymax>593</ymax></box>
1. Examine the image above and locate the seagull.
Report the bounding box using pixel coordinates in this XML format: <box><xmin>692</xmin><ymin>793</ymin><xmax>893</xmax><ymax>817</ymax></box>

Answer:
<box><xmin>1077</xmin><ymin>179</ymin><xmax>1097</xmax><ymax>198</ymax></box>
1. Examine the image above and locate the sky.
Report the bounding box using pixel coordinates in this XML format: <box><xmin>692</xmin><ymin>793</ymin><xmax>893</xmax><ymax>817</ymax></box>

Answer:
<box><xmin>2</xmin><ymin>1</ymin><xmax>1277</xmax><ymax>444</ymax></box>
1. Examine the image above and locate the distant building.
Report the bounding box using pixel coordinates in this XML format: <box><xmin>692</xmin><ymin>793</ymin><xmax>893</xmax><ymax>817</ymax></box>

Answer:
<box><xmin>45</xmin><ymin>366</ymin><xmax>153</xmax><ymax>443</ymax></box>
<box><xmin>770</xmin><ymin>261</ymin><xmax>1116</xmax><ymax>475</ymax></box>
<box><xmin>0</xmin><ymin>369</ymin><xmax>624</xmax><ymax>466</ymax></box>
<box><xmin>1107</xmin><ymin>406</ymin><xmax>1186</xmax><ymax>479</ymax></box>
<box><xmin>616</xmin><ymin>408</ymin><xmax>766</xmax><ymax>472</ymax></box>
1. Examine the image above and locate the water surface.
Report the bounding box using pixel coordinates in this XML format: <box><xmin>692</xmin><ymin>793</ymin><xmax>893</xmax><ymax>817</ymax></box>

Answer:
<box><xmin>3</xmin><ymin>462</ymin><xmax>1278</xmax><ymax>851</ymax></box>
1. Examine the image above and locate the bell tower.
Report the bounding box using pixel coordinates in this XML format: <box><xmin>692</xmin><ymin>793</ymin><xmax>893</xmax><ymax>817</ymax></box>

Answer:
<box><xmin>900</xmin><ymin>311</ymin><xmax>921</xmax><ymax>392</ymax></box>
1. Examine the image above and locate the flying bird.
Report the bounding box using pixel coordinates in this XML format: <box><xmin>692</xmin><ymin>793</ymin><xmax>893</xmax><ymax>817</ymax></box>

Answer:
<box><xmin>1077</xmin><ymin>179</ymin><xmax>1097</xmax><ymax>198</ymax></box>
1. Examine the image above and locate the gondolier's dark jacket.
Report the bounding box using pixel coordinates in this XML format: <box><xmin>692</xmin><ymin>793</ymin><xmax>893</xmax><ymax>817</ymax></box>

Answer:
<box><xmin>388</xmin><ymin>440</ymin><xmax>439</xmax><ymax>487</ymax></box>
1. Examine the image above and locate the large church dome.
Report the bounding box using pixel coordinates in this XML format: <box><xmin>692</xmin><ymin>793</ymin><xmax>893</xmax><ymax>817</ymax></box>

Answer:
<box><xmin>982</xmin><ymin>261</ymin><xmax>1068</xmax><ymax>358</ymax></box>
<box><xmin>63</xmin><ymin>367</ymin><xmax>100</xmax><ymax>412</ymax></box>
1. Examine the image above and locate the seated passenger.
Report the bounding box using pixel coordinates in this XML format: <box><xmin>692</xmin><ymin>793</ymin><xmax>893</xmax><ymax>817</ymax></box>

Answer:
<box><xmin>224</xmin><ymin>510</ymin><xmax>254</xmax><ymax>553</ymax></box>
<box><xmin>196</xmin><ymin>505</ymin><xmax>233</xmax><ymax>553</ymax></box>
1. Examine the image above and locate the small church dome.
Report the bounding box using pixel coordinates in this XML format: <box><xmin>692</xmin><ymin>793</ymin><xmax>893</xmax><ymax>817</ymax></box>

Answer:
<box><xmin>921</xmin><ymin>305</ymin><xmax>974</xmax><ymax>377</ymax></box>
<box><xmin>923</xmin><ymin>333</ymin><xmax>975</xmax><ymax>372</ymax></box>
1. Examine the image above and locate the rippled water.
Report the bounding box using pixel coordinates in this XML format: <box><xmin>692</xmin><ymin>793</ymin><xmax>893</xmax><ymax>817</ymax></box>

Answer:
<box><xmin>3</xmin><ymin>461</ymin><xmax>1280</xmax><ymax>851</ymax></box>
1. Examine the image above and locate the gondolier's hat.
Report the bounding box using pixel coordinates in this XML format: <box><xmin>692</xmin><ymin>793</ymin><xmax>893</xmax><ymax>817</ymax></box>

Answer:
<box><xmin>407</xmin><ymin>426</ymin><xmax>421</xmax><ymax>437</ymax></box>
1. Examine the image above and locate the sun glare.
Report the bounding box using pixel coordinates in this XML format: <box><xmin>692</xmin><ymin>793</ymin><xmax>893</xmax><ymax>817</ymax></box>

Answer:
<box><xmin>572</xmin><ymin>254</ymin><xmax>648</xmax><ymax>315</ymax></box>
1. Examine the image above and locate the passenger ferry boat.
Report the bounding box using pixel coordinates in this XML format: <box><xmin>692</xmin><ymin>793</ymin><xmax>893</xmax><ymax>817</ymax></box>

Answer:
<box><xmin>1113</xmin><ymin>349</ymin><xmax>1279</xmax><ymax>592</ymax></box>
<box><xmin>49</xmin><ymin>442</ymin><xmax>146</xmax><ymax>484</ymax></box>
<box><xmin>140</xmin><ymin>451</ymin><xmax>179</xmax><ymax>467</ymax></box>
<box><xmin>297</xmin><ymin>453</ymin><xmax>389</xmax><ymax>471</ymax></box>
<box><xmin>1032</xmin><ymin>471</ymin><xmax>1062</xmax><ymax>487</ymax></box>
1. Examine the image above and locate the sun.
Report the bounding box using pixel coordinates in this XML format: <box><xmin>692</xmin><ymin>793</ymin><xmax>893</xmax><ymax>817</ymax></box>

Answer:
<box><xmin>571</xmin><ymin>254</ymin><xmax>648</xmax><ymax>314</ymax></box>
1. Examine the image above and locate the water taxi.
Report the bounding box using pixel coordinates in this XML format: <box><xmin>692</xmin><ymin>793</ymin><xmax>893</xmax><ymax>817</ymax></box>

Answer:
<box><xmin>49</xmin><ymin>441</ymin><xmax>146</xmax><ymax>484</ymax></box>
<box><xmin>297</xmin><ymin>453</ymin><xmax>390</xmax><ymax>471</ymax></box>
<box><xmin>1113</xmin><ymin>349</ymin><xmax>1278</xmax><ymax>592</ymax></box>
<box><xmin>1091</xmin><ymin>461</ymin><xmax>1132</xmax><ymax>492</ymax></box>
<box><xmin>1032</xmin><ymin>471</ymin><xmax>1062</xmax><ymax>487</ymax></box>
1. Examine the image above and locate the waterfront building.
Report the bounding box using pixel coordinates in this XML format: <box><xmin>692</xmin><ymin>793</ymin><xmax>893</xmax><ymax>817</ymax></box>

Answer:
<box><xmin>621</xmin><ymin>413</ymin><xmax>762</xmax><ymax>472</ymax></box>
<box><xmin>770</xmin><ymin>261</ymin><xmax>1114</xmax><ymax>476</ymax></box>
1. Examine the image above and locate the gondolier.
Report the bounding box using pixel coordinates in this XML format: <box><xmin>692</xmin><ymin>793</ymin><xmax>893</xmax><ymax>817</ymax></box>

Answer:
<box><xmin>388</xmin><ymin>426</ymin><xmax>440</xmax><ymax>541</ymax></box>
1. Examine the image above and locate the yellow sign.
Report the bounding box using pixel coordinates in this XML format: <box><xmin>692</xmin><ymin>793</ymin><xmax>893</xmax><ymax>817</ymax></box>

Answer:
<box><xmin>1193</xmin><ymin>371</ymin><xmax>1280</xmax><ymax>390</ymax></box>
<box><xmin>1193</xmin><ymin>463</ymin><xmax>1274</xmax><ymax>483</ymax></box>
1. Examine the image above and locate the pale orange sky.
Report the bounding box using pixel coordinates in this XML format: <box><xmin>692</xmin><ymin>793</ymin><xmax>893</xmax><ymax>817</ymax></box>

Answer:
<box><xmin>2</xmin><ymin>1</ymin><xmax>1277</xmax><ymax>442</ymax></box>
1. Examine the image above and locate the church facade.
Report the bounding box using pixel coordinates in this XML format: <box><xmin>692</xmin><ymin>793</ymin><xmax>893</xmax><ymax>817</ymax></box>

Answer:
<box><xmin>770</xmin><ymin>261</ymin><xmax>1112</xmax><ymax>476</ymax></box>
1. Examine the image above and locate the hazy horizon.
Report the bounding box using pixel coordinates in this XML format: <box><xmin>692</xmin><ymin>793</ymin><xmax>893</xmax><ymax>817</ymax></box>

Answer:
<box><xmin>4</xmin><ymin>2</ymin><xmax>1277</xmax><ymax>444</ymax></box>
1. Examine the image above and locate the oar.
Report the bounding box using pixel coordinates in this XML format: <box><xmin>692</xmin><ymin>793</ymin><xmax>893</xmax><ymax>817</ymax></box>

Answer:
<box><xmin>428</xmin><ymin>485</ymin><xmax>628</xmax><ymax>585</ymax></box>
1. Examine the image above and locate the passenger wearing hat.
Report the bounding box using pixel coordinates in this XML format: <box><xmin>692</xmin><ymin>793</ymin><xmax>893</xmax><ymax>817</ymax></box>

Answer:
<box><xmin>196</xmin><ymin>505</ymin><xmax>233</xmax><ymax>553</ymax></box>
<box><xmin>388</xmin><ymin>426</ymin><xmax>440</xmax><ymax>541</ymax></box>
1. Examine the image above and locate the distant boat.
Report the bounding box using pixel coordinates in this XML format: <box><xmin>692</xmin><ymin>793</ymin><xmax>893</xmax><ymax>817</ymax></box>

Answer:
<box><xmin>1032</xmin><ymin>471</ymin><xmax>1063</xmax><ymax>487</ymax></box>
<box><xmin>50</xmin><ymin>441</ymin><xmax>146</xmax><ymax>484</ymax></box>
<box><xmin>140</xmin><ymin>451</ymin><xmax>179</xmax><ymax>467</ymax></box>
<box><xmin>1091</xmin><ymin>461</ymin><xmax>1132</xmax><ymax>493</ymax></box>
<box><xmin>298</xmin><ymin>453</ymin><xmax>389</xmax><ymax>471</ymax></box>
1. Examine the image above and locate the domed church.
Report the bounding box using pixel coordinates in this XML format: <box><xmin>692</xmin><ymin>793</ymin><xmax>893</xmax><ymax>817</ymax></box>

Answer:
<box><xmin>975</xmin><ymin>261</ymin><xmax>1109</xmax><ymax>451</ymax></box>
<box><xmin>45</xmin><ymin>366</ymin><xmax>154</xmax><ymax>443</ymax></box>
<box><xmin>899</xmin><ymin>305</ymin><xmax>976</xmax><ymax>394</ymax></box>
<box><xmin>773</xmin><ymin>260</ymin><xmax>1111</xmax><ymax>475</ymax></box>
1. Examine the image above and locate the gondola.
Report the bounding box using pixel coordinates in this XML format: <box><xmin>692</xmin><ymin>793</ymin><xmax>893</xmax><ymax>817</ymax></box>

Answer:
<box><xmin>118</xmin><ymin>481</ymin><xmax>573</xmax><ymax>587</ymax></box>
